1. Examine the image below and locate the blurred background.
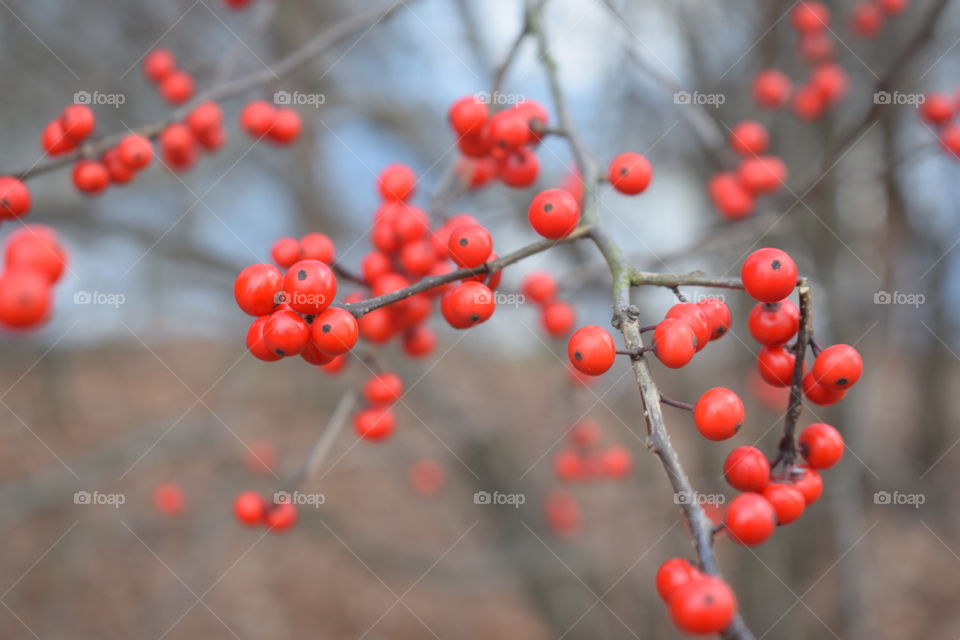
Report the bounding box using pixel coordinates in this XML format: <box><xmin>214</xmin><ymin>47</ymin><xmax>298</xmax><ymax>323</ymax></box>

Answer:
<box><xmin>1</xmin><ymin>0</ymin><xmax>959</xmax><ymax>637</ymax></box>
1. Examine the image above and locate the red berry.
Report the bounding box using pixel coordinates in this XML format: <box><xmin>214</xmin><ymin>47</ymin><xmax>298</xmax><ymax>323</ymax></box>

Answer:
<box><xmin>521</xmin><ymin>271</ymin><xmax>557</xmax><ymax>304</ymax></box>
<box><xmin>144</xmin><ymin>48</ymin><xmax>177</xmax><ymax>83</ymax></box>
<box><xmin>792</xmin><ymin>1</ymin><xmax>831</xmax><ymax>31</ymax></box>
<box><xmin>554</xmin><ymin>449</ymin><xmax>584</xmax><ymax>481</ymax></box>
<box><xmin>488</xmin><ymin>110</ymin><xmax>529</xmax><ymax>149</ymax></box>
<box><xmin>299</xmin><ymin>233</ymin><xmax>335</xmax><ymax>264</ymax></box>
<box><xmin>402</xmin><ymin>324</ymin><xmax>436</xmax><ymax>358</ymax></box>
<box><xmin>456</xmin><ymin>155</ymin><xmax>499</xmax><ymax>186</ymax></box>
<box><xmin>793</xmin><ymin>84</ymin><xmax>826</xmax><ymax>121</ymax></box>
<box><xmin>0</xmin><ymin>177</ymin><xmax>31</xmax><ymax>219</ymax></box>
<box><xmin>271</xmin><ymin>237</ymin><xmax>302</xmax><ymax>268</ymax></box>
<box><xmin>545</xmin><ymin>490</ymin><xmax>581</xmax><ymax>536</ymax></box>
<box><xmin>265</xmin><ymin>502</ymin><xmax>297</xmax><ymax>531</ymax></box>
<box><xmin>41</xmin><ymin>120</ymin><xmax>76</xmax><ymax>155</ymax></box>
<box><xmin>737</xmin><ymin>156</ymin><xmax>787</xmax><ymax>194</ymax></box>
<box><xmin>665</xmin><ymin>303</ymin><xmax>711</xmax><ymax>351</ymax></box>
<box><xmin>234</xmin><ymin>491</ymin><xmax>265</xmax><ymax>526</ymax></box>
<box><xmin>748</xmin><ymin>300</ymin><xmax>800</xmax><ymax>346</ymax></box>
<box><xmin>729</xmin><ymin>121</ymin><xmax>769</xmax><ymax>155</ymax></box>
<box><xmin>376</xmin><ymin>163</ymin><xmax>416</xmax><ymax>201</ymax></box>
<box><xmin>567</xmin><ymin>325</ymin><xmax>617</xmax><ymax>376</ymax></box>
<box><xmin>693</xmin><ymin>388</ymin><xmax>745</xmax><ymax>441</ymax></box>
<box><xmin>281</xmin><ymin>259</ymin><xmax>336</xmax><ymax>314</ymax></box>
<box><xmin>499</xmin><ymin>148</ymin><xmax>540</xmax><ymax>188</ymax></box>
<box><xmin>448</xmin><ymin>95</ymin><xmax>489</xmax><ymax>136</ymax></box>
<box><xmin>246</xmin><ymin>316</ymin><xmax>283</xmax><ymax>362</ymax></box>
<box><xmin>159</xmin><ymin>70</ymin><xmax>194</xmax><ymax>105</ymax></box>
<box><xmin>878</xmin><ymin>0</ymin><xmax>907</xmax><ymax>13</ymax></box>
<box><xmin>541</xmin><ymin>300</ymin><xmax>576</xmax><ymax>337</ymax></box>
<box><xmin>441</xmin><ymin>281</ymin><xmax>495</xmax><ymax>328</ymax></box>
<box><xmin>364</xmin><ymin>372</ymin><xmax>404</xmax><ymax>405</ymax></box>
<box><xmin>513</xmin><ymin>100</ymin><xmax>549</xmax><ymax>141</ymax></box>
<box><xmin>608</xmin><ymin>152</ymin><xmax>653</xmax><ymax>195</ymax></box>
<box><xmin>240</xmin><ymin>101</ymin><xmax>277</xmax><ymax>138</ymax></box>
<box><xmin>267</xmin><ymin>108</ymin><xmax>301</xmax><ymax>145</ymax></box>
<box><xmin>569</xmin><ymin>419</ymin><xmax>602</xmax><ymax>447</ymax></box>
<box><xmin>802</xmin><ymin>371</ymin><xmax>847</xmax><ymax>405</ymax></box>
<box><xmin>600</xmin><ymin>445</ymin><xmax>633</xmax><ymax>478</ymax></box>
<box><xmin>941</xmin><ymin>124</ymin><xmax>960</xmax><ymax>157</ymax></box>
<box><xmin>798</xmin><ymin>422</ymin><xmax>844</xmax><ymax>468</ymax></box>
<box><xmin>723</xmin><ymin>446</ymin><xmax>770</xmax><ymax>492</ymax></box>
<box><xmin>653</xmin><ymin>318</ymin><xmax>697</xmax><ymax>368</ymax></box>
<box><xmin>355</xmin><ymin>407</ymin><xmax>396</xmax><ymax>441</ymax></box>
<box><xmin>812</xmin><ymin>344</ymin><xmax>862</xmax><ymax>390</ymax></box>
<box><xmin>810</xmin><ymin>63</ymin><xmax>848</xmax><ymax>104</ymax></box>
<box><xmin>788</xmin><ymin>465</ymin><xmax>823</xmax><ymax>504</ymax></box>
<box><xmin>762</xmin><ymin>483</ymin><xmax>806</xmax><ymax>525</ymax></box>
<box><xmin>262</xmin><ymin>309</ymin><xmax>310</xmax><ymax>357</ymax></box>
<box><xmin>186</xmin><ymin>101</ymin><xmax>223</xmax><ymax>138</ymax></box>
<box><xmin>300</xmin><ymin>341</ymin><xmax>335</xmax><ymax>365</ymax></box>
<box><xmin>753</xmin><ymin>70</ymin><xmax>792</xmax><ymax>109</ymax></box>
<box><xmin>447</xmin><ymin>224</ymin><xmax>493</xmax><ymax>268</ymax></box>
<box><xmin>741</xmin><ymin>248</ymin><xmax>798</xmax><ymax>302</ymax></box>
<box><xmin>758</xmin><ymin>345</ymin><xmax>797</xmax><ymax>387</ymax></box>
<box><xmin>311</xmin><ymin>307</ymin><xmax>358</xmax><ymax>355</ymax></box>
<box><xmin>655</xmin><ymin>558</ymin><xmax>698</xmax><ymax>601</ymax></box>
<box><xmin>5</xmin><ymin>226</ymin><xmax>66</xmax><ymax>283</ymax></box>
<box><xmin>60</xmin><ymin>104</ymin><xmax>95</xmax><ymax>142</ymax></box>
<box><xmin>72</xmin><ymin>160</ymin><xmax>110</xmax><ymax>194</ymax></box>
<box><xmin>234</xmin><ymin>263</ymin><xmax>281</xmax><ymax>316</ymax></box>
<box><xmin>153</xmin><ymin>483</ymin><xmax>185</xmax><ymax>516</ymax></box>
<box><xmin>669</xmin><ymin>576</ymin><xmax>737</xmax><ymax>634</ymax></box>
<box><xmin>358</xmin><ymin>306</ymin><xmax>396</xmax><ymax>343</ymax></box>
<box><xmin>160</xmin><ymin>123</ymin><xmax>197</xmax><ymax>160</ymax></box>
<box><xmin>921</xmin><ymin>93</ymin><xmax>954</xmax><ymax>125</ymax></box>
<box><xmin>104</xmin><ymin>147</ymin><xmax>135</xmax><ymax>182</ymax></box>
<box><xmin>400</xmin><ymin>240</ymin><xmax>436</xmax><ymax>276</ymax></box>
<box><xmin>118</xmin><ymin>134</ymin><xmax>154</xmax><ymax>170</ymax></box>
<box><xmin>697</xmin><ymin>298</ymin><xmax>732</xmax><ymax>340</ymax></box>
<box><xmin>708</xmin><ymin>172</ymin><xmax>755</xmax><ymax>220</ymax></box>
<box><xmin>0</xmin><ymin>270</ymin><xmax>50</xmax><ymax>329</ymax></box>
<box><xmin>852</xmin><ymin>2</ymin><xmax>884</xmax><ymax>37</ymax></box>
<box><xmin>528</xmin><ymin>188</ymin><xmax>580</xmax><ymax>239</ymax></box>
<box><xmin>725</xmin><ymin>493</ymin><xmax>776</xmax><ymax>546</ymax></box>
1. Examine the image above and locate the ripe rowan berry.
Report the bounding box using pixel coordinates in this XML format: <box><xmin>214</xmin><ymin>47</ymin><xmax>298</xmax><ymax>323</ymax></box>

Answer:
<box><xmin>0</xmin><ymin>270</ymin><xmax>50</xmax><ymax>328</ymax></box>
<box><xmin>400</xmin><ymin>240</ymin><xmax>436</xmax><ymax>276</ymax></box>
<box><xmin>160</xmin><ymin>123</ymin><xmax>197</xmax><ymax>159</ymax></box>
<box><xmin>358</xmin><ymin>306</ymin><xmax>396</xmax><ymax>343</ymax></box>
<box><xmin>567</xmin><ymin>325</ymin><xmax>617</xmax><ymax>376</ymax></box>
<box><xmin>724</xmin><ymin>493</ymin><xmax>776</xmax><ymax>546</ymax></box>
<box><xmin>541</xmin><ymin>300</ymin><xmax>576</xmax><ymax>337</ymax></box>
<box><xmin>378</xmin><ymin>163</ymin><xmax>416</xmax><ymax>201</ymax></box>
<box><xmin>812</xmin><ymin>344</ymin><xmax>862</xmax><ymax>390</ymax></box>
<box><xmin>60</xmin><ymin>104</ymin><xmax>95</xmax><ymax>143</ymax></box>
<box><xmin>921</xmin><ymin>93</ymin><xmax>954</xmax><ymax>125</ymax></box>
<box><xmin>72</xmin><ymin>160</ymin><xmax>110</xmax><ymax>194</ymax></box>
<box><xmin>364</xmin><ymin>372</ymin><xmax>404</xmax><ymax>405</ymax></box>
<box><xmin>761</xmin><ymin>483</ymin><xmax>806</xmax><ymax>525</ymax></box>
<box><xmin>240</xmin><ymin>101</ymin><xmax>277</xmax><ymax>138</ymax></box>
<box><xmin>852</xmin><ymin>2</ymin><xmax>884</xmax><ymax>37</ymax></box>
<box><xmin>753</xmin><ymin>70</ymin><xmax>792</xmax><ymax>109</ymax></box>
<box><xmin>600</xmin><ymin>445</ymin><xmax>633</xmax><ymax>478</ymax></box>
<box><xmin>697</xmin><ymin>298</ymin><xmax>732</xmax><ymax>340</ymax></box>
<box><xmin>802</xmin><ymin>371</ymin><xmax>847</xmax><ymax>405</ymax></box>
<box><xmin>360</xmin><ymin>251</ymin><xmax>391</xmax><ymax>284</ymax></box>
<box><xmin>245</xmin><ymin>316</ymin><xmax>283</xmax><ymax>362</ymax></box>
<box><xmin>554</xmin><ymin>449</ymin><xmax>584</xmax><ymax>481</ymax></box>
<box><xmin>666</xmin><ymin>303</ymin><xmax>711</xmax><ymax>351</ymax></box>
<box><xmin>521</xmin><ymin>271</ymin><xmax>557</xmax><ymax>305</ymax></box>
<box><xmin>281</xmin><ymin>259</ymin><xmax>336</xmax><ymax>314</ymax></box>
<box><xmin>528</xmin><ymin>188</ymin><xmax>580</xmax><ymax>239</ymax></box>
<box><xmin>729</xmin><ymin>121</ymin><xmax>769</xmax><ymax>155</ymax></box>
<box><xmin>234</xmin><ymin>263</ymin><xmax>281</xmax><ymax>317</ymax></box>
<box><xmin>748</xmin><ymin>300</ymin><xmax>800</xmax><ymax>346</ymax></box>
<box><xmin>41</xmin><ymin>120</ymin><xmax>75</xmax><ymax>155</ymax></box>
<box><xmin>402</xmin><ymin>324</ymin><xmax>436</xmax><ymax>358</ymax></box>
<box><xmin>118</xmin><ymin>134</ymin><xmax>154</xmax><ymax>170</ymax></box>
<box><xmin>144</xmin><ymin>48</ymin><xmax>177</xmax><ymax>83</ymax></box>
<box><xmin>355</xmin><ymin>406</ymin><xmax>396</xmax><ymax>441</ymax></box>
<box><xmin>608</xmin><ymin>153</ymin><xmax>653</xmax><ymax>195</ymax></box>
<box><xmin>388</xmin><ymin>203</ymin><xmax>430</xmax><ymax>244</ymax></box>
<box><xmin>758</xmin><ymin>345</ymin><xmax>797</xmax><ymax>387</ymax></box>
<box><xmin>656</xmin><ymin>558</ymin><xmax>698</xmax><ymax>601</ymax></box>
<box><xmin>741</xmin><ymin>248</ymin><xmax>798</xmax><ymax>302</ymax></box>
<box><xmin>262</xmin><ymin>309</ymin><xmax>310</xmax><ymax>357</ymax></box>
<box><xmin>448</xmin><ymin>224</ymin><xmax>493</xmax><ymax>268</ymax></box>
<box><xmin>792</xmin><ymin>1</ymin><xmax>830</xmax><ymax>31</ymax></box>
<box><xmin>310</xmin><ymin>307</ymin><xmax>358</xmax><ymax>355</ymax></box>
<box><xmin>709</xmin><ymin>172</ymin><xmax>756</xmax><ymax>220</ymax></box>
<box><xmin>268</xmin><ymin>108</ymin><xmax>301</xmax><ymax>145</ymax></box>
<box><xmin>300</xmin><ymin>341</ymin><xmax>334</xmax><ymax>365</ymax></box>
<box><xmin>234</xmin><ymin>491</ymin><xmax>265</xmax><ymax>526</ymax></box>
<box><xmin>693</xmin><ymin>388</ymin><xmax>745</xmax><ymax>441</ymax></box>
<box><xmin>159</xmin><ymin>70</ymin><xmax>194</xmax><ymax>105</ymax></box>
<box><xmin>299</xmin><ymin>232</ymin><xmax>335</xmax><ymax>264</ymax></box>
<box><xmin>441</xmin><ymin>281</ymin><xmax>495</xmax><ymax>328</ymax></box>
<box><xmin>669</xmin><ymin>575</ymin><xmax>737</xmax><ymax>634</ymax></box>
<box><xmin>448</xmin><ymin>95</ymin><xmax>489</xmax><ymax>136</ymax></box>
<box><xmin>653</xmin><ymin>318</ymin><xmax>697</xmax><ymax>369</ymax></box>
<box><xmin>5</xmin><ymin>226</ymin><xmax>66</xmax><ymax>283</ymax></box>
<box><xmin>488</xmin><ymin>110</ymin><xmax>529</xmax><ymax>149</ymax></box>
<box><xmin>0</xmin><ymin>177</ymin><xmax>31</xmax><ymax>219</ymax></box>
<box><xmin>499</xmin><ymin>148</ymin><xmax>540</xmax><ymax>188</ymax></box>
<box><xmin>788</xmin><ymin>465</ymin><xmax>823</xmax><ymax>504</ymax></box>
<box><xmin>798</xmin><ymin>422</ymin><xmax>844</xmax><ymax>468</ymax></box>
<box><xmin>723</xmin><ymin>446</ymin><xmax>770</xmax><ymax>492</ymax></box>
<box><xmin>186</xmin><ymin>101</ymin><xmax>224</xmax><ymax>138</ymax></box>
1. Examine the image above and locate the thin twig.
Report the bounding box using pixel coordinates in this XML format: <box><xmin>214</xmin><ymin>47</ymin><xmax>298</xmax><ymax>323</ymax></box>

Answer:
<box><xmin>281</xmin><ymin>391</ymin><xmax>357</xmax><ymax>492</ymax></box>
<box><xmin>777</xmin><ymin>282</ymin><xmax>812</xmax><ymax>468</ymax></box>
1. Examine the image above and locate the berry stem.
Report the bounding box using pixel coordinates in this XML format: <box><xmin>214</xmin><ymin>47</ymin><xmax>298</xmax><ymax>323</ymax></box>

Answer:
<box><xmin>280</xmin><ymin>391</ymin><xmax>357</xmax><ymax>492</ymax></box>
<box><xmin>778</xmin><ymin>281</ymin><xmax>813</xmax><ymax>468</ymax></box>
<box><xmin>616</xmin><ymin>346</ymin><xmax>654</xmax><ymax>357</ymax></box>
<box><xmin>660</xmin><ymin>395</ymin><xmax>694</xmax><ymax>412</ymax></box>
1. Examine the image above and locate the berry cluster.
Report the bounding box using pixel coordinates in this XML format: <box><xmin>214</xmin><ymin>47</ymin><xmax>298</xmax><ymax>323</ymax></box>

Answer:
<box><xmin>0</xmin><ymin>225</ymin><xmax>67</xmax><ymax>330</ymax></box>
<box><xmin>42</xmin><ymin>104</ymin><xmax>96</xmax><ymax>157</ymax></box>
<box><xmin>233</xmin><ymin>490</ymin><xmax>297</xmax><ymax>532</ymax></box>
<box><xmin>239</xmin><ymin>100</ymin><xmax>302</xmax><ymax>145</ymax></box>
<box><xmin>355</xmin><ymin>372</ymin><xmax>404</xmax><ymax>441</ymax></box>
<box><xmin>920</xmin><ymin>92</ymin><xmax>960</xmax><ymax>158</ymax></box>
<box><xmin>521</xmin><ymin>271</ymin><xmax>576</xmax><ymax>338</ymax></box>
<box><xmin>656</xmin><ymin>559</ymin><xmax>737</xmax><ymax>635</ymax></box>
<box><xmin>143</xmin><ymin>48</ymin><xmax>195</xmax><ymax>105</ymax></box>
<box><xmin>553</xmin><ymin>419</ymin><xmax>634</xmax><ymax>481</ymax></box>
<box><xmin>709</xmin><ymin>121</ymin><xmax>787</xmax><ymax>220</ymax></box>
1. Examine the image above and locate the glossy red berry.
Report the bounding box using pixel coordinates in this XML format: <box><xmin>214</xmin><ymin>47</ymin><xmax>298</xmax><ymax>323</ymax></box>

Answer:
<box><xmin>554</xmin><ymin>449</ymin><xmax>584</xmax><ymax>481</ymax></box>
<box><xmin>402</xmin><ymin>324</ymin><xmax>436</xmax><ymax>358</ymax></box>
<box><xmin>364</xmin><ymin>372</ymin><xmax>404</xmax><ymax>405</ymax></box>
<box><xmin>608</xmin><ymin>153</ymin><xmax>653</xmax><ymax>195</ymax></box>
<box><xmin>488</xmin><ymin>110</ymin><xmax>529</xmax><ymax>149</ymax></box>
<box><xmin>853</xmin><ymin>2</ymin><xmax>884</xmax><ymax>36</ymax></box>
<box><xmin>310</xmin><ymin>307</ymin><xmax>358</xmax><ymax>355</ymax></box>
<box><xmin>0</xmin><ymin>177</ymin><xmax>31</xmax><ymax>219</ymax></box>
<box><xmin>159</xmin><ymin>70</ymin><xmax>194</xmax><ymax>104</ymax></box>
<box><xmin>268</xmin><ymin>108</ymin><xmax>301</xmax><ymax>144</ymax></box>
<box><xmin>788</xmin><ymin>465</ymin><xmax>823</xmax><ymax>504</ymax></box>
<box><xmin>234</xmin><ymin>491</ymin><xmax>265</xmax><ymax>526</ymax></box>
<box><xmin>665</xmin><ymin>303</ymin><xmax>711</xmax><ymax>351</ymax></box>
<box><xmin>798</xmin><ymin>422</ymin><xmax>844</xmax><ymax>468</ymax></box>
<box><xmin>448</xmin><ymin>95</ymin><xmax>489</xmax><ymax>136</ymax></box>
<box><xmin>5</xmin><ymin>226</ymin><xmax>66</xmax><ymax>283</ymax></box>
<box><xmin>792</xmin><ymin>1</ymin><xmax>831</xmax><ymax>31</ymax></box>
<box><xmin>60</xmin><ymin>104</ymin><xmax>95</xmax><ymax>142</ymax></box>
<box><xmin>528</xmin><ymin>188</ymin><xmax>580</xmax><ymax>239</ymax></box>
<box><xmin>541</xmin><ymin>301</ymin><xmax>576</xmax><ymax>337</ymax></box>
<box><xmin>118</xmin><ymin>134</ymin><xmax>154</xmax><ymax>170</ymax></box>
<box><xmin>271</xmin><ymin>237</ymin><xmax>302</xmax><ymax>268</ymax></box>
<box><xmin>669</xmin><ymin>576</ymin><xmax>737</xmax><ymax>634</ymax></box>
<box><xmin>262</xmin><ymin>309</ymin><xmax>310</xmax><ymax>357</ymax></box>
<box><xmin>299</xmin><ymin>233</ymin><xmax>335</xmax><ymax>264</ymax></box>
<box><xmin>753</xmin><ymin>70</ymin><xmax>792</xmax><ymax>109</ymax></box>
<box><xmin>499</xmin><ymin>148</ymin><xmax>540</xmax><ymax>188</ymax></box>
<box><xmin>521</xmin><ymin>271</ymin><xmax>557</xmax><ymax>304</ymax></box>
<box><xmin>723</xmin><ymin>446</ymin><xmax>770</xmax><ymax>492</ymax></box>
<box><xmin>234</xmin><ymin>263</ymin><xmax>281</xmax><ymax>316</ymax></box>
<box><xmin>655</xmin><ymin>558</ymin><xmax>698</xmax><ymax>602</ymax></box>
<box><xmin>748</xmin><ymin>300</ymin><xmax>800</xmax><ymax>346</ymax></box>
<box><xmin>246</xmin><ymin>316</ymin><xmax>283</xmax><ymax>362</ymax></box>
<box><xmin>265</xmin><ymin>502</ymin><xmax>297</xmax><ymax>531</ymax></box>
<box><xmin>567</xmin><ymin>325</ymin><xmax>617</xmax><ymax>376</ymax></box>
<box><xmin>709</xmin><ymin>172</ymin><xmax>755</xmax><ymax>220</ymax></box>
<box><xmin>729</xmin><ymin>121</ymin><xmax>769</xmax><ymax>155</ymax></box>
<box><xmin>72</xmin><ymin>160</ymin><xmax>110</xmax><ymax>194</ymax></box>
<box><xmin>441</xmin><ymin>281</ymin><xmax>495</xmax><ymax>328</ymax></box>
<box><xmin>762</xmin><ymin>483</ymin><xmax>806</xmax><ymax>525</ymax></box>
<box><xmin>758</xmin><ymin>345</ymin><xmax>797</xmax><ymax>387</ymax></box>
<box><xmin>375</xmin><ymin>163</ymin><xmax>415</xmax><ymax>202</ymax></box>
<box><xmin>921</xmin><ymin>93</ymin><xmax>954</xmax><ymax>125</ymax></box>
<box><xmin>103</xmin><ymin>148</ymin><xmax>135</xmax><ymax>184</ymax></box>
<box><xmin>186</xmin><ymin>101</ymin><xmax>223</xmax><ymax>138</ymax></box>
<box><xmin>144</xmin><ymin>48</ymin><xmax>176</xmax><ymax>83</ymax></box>
<box><xmin>737</xmin><ymin>156</ymin><xmax>787</xmax><ymax>194</ymax></box>
<box><xmin>0</xmin><ymin>270</ymin><xmax>50</xmax><ymax>329</ymax></box>
<box><xmin>741</xmin><ymin>248</ymin><xmax>798</xmax><ymax>302</ymax></box>
<box><xmin>240</xmin><ymin>101</ymin><xmax>277</xmax><ymax>138</ymax></box>
<box><xmin>725</xmin><ymin>493</ymin><xmax>776</xmax><ymax>546</ymax></box>
<box><xmin>41</xmin><ymin>120</ymin><xmax>75</xmax><ymax>155</ymax></box>
<box><xmin>159</xmin><ymin>123</ymin><xmax>197</xmax><ymax>160</ymax></box>
<box><xmin>448</xmin><ymin>224</ymin><xmax>493</xmax><ymax>268</ymax></box>
<box><xmin>653</xmin><ymin>318</ymin><xmax>697</xmax><ymax>368</ymax></box>
<box><xmin>281</xmin><ymin>259</ymin><xmax>336</xmax><ymax>314</ymax></box>
<box><xmin>812</xmin><ymin>344</ymin><xmax>862</xmax><ymax>390</ymax></box>
<box><xmin>355</xmin><ymin>407</ymin><xmax>396</xmax><ymax>441</ymax></box>
<box><xmin>802</xmin><ymin>371</ymin><xmax>847</xmax><ymax>405</ymax></box>
<box><xmin>300</xmin><ymin>341</ymin><xmax>334</xmax><ymax>366</ymax></box>
<box><xmin>693</xmin><ymin>388</ymin><xmax>745</xmax><ymax>441</ymax></box>
<box><xmin>697</xmin><ymin>298</ymin><xmax>732</xmax><ymax>340</ymax></box>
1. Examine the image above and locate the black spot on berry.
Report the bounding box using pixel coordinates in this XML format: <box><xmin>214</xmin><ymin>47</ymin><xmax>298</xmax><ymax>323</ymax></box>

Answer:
<box><xmin>837</xmin><ymin>377</ymin><xmax>848</xmax><ymax>386</ymax></box>
<box><xmin>275</xmin><ymin>349</ymin><xmax>285</xmax><ymax>356</ymax></box>
<box><xmin>459</xmin><ymin>238</ymin><xmax>468</xmax><ymax>246</ymax></box>
<box><xmin>619</xmin><ymin>167</ymin><xmax>628</xmax><ymax>175</ymax></box>
<box><xmin>735</xmin><ymin>422</ymin><xmax>742</xmax><ymax>433</ymax></box>
<box><xmin>470</xmin><ymin>314</ymin><xmax>479</xmax><ymax>322</ymax></box>
<box><xmin>716</xmin><ymin>326</ymin><xmax>727</xmax><ymax>337</ymax></box>
<box><xmin>574</xmin><ymin>351</ymin><xmax>583</xmax><ymax>361</ymax></box>
<box><xmin>544</xmin><ymin>203</ymin><xmax>553</xmax><ymax>212</ymax></box>
<box><xmin>297</xmin><ymin>269</ymin><xmax>307</xmax><ymax>281</ymax></box>
<box><xmin>771</xmin><ymin>260</ymin><xmax>781</xmax><ymax>271</ymax></box>
<box><xmin>322</xmin><ymin>324</ymin><xmax>332</xmax><ymax>333</ymax></box>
